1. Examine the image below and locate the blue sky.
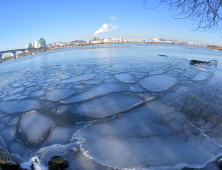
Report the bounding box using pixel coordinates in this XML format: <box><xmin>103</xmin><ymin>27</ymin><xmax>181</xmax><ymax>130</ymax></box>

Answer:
<box><xmin>0</xmin><ymin>0</ymin><xmax>221</xmax><ymax>50</ymax></box>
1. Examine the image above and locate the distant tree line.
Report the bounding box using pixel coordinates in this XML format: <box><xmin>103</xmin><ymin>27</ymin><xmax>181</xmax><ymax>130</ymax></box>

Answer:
<box><xmin>143</xmin><ymin>0</ymin><xmax>222</xmax><ymax>32</ymax></box>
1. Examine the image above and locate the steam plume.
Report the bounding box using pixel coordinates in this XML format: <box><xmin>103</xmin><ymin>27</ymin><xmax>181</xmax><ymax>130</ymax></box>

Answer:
<box><xmin>95</xmin><ymin>23</ymin><xmax>117</xmax><ymax>35</ymax></box>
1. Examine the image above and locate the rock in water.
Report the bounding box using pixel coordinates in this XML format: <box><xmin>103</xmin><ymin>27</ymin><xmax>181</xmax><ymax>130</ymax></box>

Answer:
<box><xmin>0</xmin><ymin>151</ymin><xmax>20</xmax><ymax>168</ymax></box>
<box><xmin>217</xmin><ymin>158</ymin><xmax>222</xmax><ymax>170</ymax></box>
<box><xmin>48</xmin><ymin>156</ymin><xmax>69</xmax><ymax>170</ymax></box>
<box><xmin>190</xmin><ymin>59</ymin><xmax>218</xmax><ymax>66</ymax></box>
<box><xmin>20</xmin><ymin>157</ymin><xmax>47</xmax><ymax>170</ymax></box>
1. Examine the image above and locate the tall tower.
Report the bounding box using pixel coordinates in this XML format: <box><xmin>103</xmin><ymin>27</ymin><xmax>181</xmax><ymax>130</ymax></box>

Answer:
<box><xmin>93</xmin><ymin>35</ymin><xmax>96</xmax><ymax>41</ymax></box>
<box><xmin>40</xmin><ymin>38</ymin><xmax>46</xmax><ymax>47</ymax></box>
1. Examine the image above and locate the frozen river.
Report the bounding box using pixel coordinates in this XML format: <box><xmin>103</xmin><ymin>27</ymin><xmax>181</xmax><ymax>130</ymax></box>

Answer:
<box><xmin>0</xmin><ymin>44</ymin><xmax>222</xmax><ymax>170</ymax></box>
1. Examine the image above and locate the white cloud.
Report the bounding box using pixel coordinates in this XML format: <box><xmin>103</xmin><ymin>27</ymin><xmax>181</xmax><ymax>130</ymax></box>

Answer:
<box><xmin>110</xmin><ymin>16</ymin><xmax>118</xmax><ymax>21</ymax></box>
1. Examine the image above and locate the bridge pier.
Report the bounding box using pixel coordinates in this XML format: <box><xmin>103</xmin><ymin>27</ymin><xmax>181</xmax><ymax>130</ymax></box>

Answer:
<box><xmin>23</xmin><ymin>51</ymin><xmax>25</xmax><ymax>56</ymax></box>
<box><xmin>13</xmin><ymin>52</ymin><xmax>16</xmax><ymax>59</ymax></box>
<box><xmin>29</xmin><ymin>50</ymin><xmax>32</xmax><ymax>55</ymax></box>
<box><xmin>0</xmin><ymin>54</ymin><xmax>2</xmax><ymax>63</ymax></box>
<box><xmin>34</xmin><ymin>49</ymin><xmax>37</xmax><ymax>54</ymax></box>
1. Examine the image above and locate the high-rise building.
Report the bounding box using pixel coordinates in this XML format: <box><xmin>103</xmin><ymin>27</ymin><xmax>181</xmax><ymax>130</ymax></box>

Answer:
<box><xmin>40</xmin><ymin>38</ymin><xmax>46</xmax><ymax>47</ymax></box>
<box><xmin>93</xmin><ymin>35</ymin><xmax>101</xmax><ymax>41</ymax></box>
<box><xmin>25</xmin><ymin>43</ymin><xmax>32</xmax><ymax>49</ymax></box>
<box><xmin>25</xmin><ymin>38</ymin><xmax>46</xmax><ymax>49</ymax></box>
<box><xmin>93</xmin><ymin>35</ymin><xmax>96</xmax><ymax>41</ymax></box>
<box><xmin>34</xmin><ymin>40</ymin><xmax>41</xmax><ymax>48</ymax></box>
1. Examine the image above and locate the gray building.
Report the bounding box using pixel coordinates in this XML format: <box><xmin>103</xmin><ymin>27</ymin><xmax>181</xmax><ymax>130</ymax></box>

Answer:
<box><xmin>40</xmin><ymin>38</ymin><xmax>46</xmax><ymax>48</ymax></box>
<box><xmin>25</xmin><ymin>43</ymin><xmax>32</xmax><ymax>49</ymax></box>
<box><xmin>93</xmin><ymin>35</ymin><xmax>101</xmax><ymax>41</ymax></box>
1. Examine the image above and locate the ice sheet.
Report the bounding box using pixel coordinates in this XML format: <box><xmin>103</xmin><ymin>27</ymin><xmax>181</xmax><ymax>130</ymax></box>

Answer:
<box><xmin>69</xmin><ymin>94</ymin><xmax>142</xmax><ymax>118</ymax></box>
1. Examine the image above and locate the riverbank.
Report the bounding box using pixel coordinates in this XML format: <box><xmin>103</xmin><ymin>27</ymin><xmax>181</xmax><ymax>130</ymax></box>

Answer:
<box><xmin>208</xmin><ymin>45</ymin><xmax>222</xmax><ymax>51</ymax></box>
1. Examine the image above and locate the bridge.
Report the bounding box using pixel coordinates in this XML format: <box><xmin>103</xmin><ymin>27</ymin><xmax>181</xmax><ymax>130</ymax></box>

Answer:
<box><xmin>0</xmin><ymin>42</ymin><xmax>135</xmax><ymax>63</ymax></box>
<box><xmin>0</xmin><ymin>47</ymin><xmax>48</xmax><ymax>63</ymax></box>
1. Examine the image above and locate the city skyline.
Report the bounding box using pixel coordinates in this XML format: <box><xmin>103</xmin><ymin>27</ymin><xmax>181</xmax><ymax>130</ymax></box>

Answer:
<box><xmin>0</xmin><ymin>0</ymin><xmax>222</xmax><ymax>50</ymax></box>
<box><xmin>25</xmin><ymin>38</ymin><xmax>46</xmax><ymax>49</ymax></box>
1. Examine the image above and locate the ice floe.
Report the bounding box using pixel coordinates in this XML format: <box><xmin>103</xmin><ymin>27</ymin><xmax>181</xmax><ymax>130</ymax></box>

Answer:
<box><xmin>46</xmin><ymin>88</ymin><xmax>75</xmax><ymax>102</ymax></box>
<box><xmin>63</xmin><ymin>82</ymin><xmax>122</xmax><ymax>104</ymax></box>
<box><xmin>73</xmin><ymin>100</ymin><xmax>222</xmax><ymax>169</ymax></box>
<box><xmin>0</xmin><ymin>99</ymin><xmax>46</xmax><ymax>114</ymax></box>
<box><xmin>69</xmin><ymin>94</ymin><xmax>143</xmax><ymax>118</ymax></box>
<box><xmin>0</xmin><ymin>45</ymin><xmax>222</xmax><ymax>169</ymax></box>
<box><xmin>114</xmin><ymin>73</ymin><xmax>136</xmax><ymax>83</ymax></box>
<box><xmin>140</xmin><ymin>75</ymin><xmax>177</xmax><ymax>92</ymax></box>
<box><xmin>59</xmin><ymin>73</ymin><xmax>97</xmax><ymax>84</ymax></box>
<box><xmin>19</xmin><ymin>111</ymin><xmax>54</xmax><ymax>143</ymax></box>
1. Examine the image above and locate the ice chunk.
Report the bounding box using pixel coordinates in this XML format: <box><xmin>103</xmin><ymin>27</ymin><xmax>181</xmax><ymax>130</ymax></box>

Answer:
<box><xmin>46</xmin><ymin>88</ymin><xmax>75</xmax><ymax>102</ymax></box>
<box><xmin>83</xmin><ymin>76</ymin><xmax>104</xmax><ymax>85</ymax></box>
<box><xmin>160</xmin><ymin>86</ymin><xmax>190</xmax><ymax>112</ymax></box>
<box><xmin>8</xmin><ymin>87</ymin><xmax>24</xmax><ymax>95</ymax></box>
<box><xmin>0</xmin><ymin>99</ymin><xmax>46</xmax><ymax>114</ymax></box>
<box><xmin>0</xmin><ymin>126</ymin><xmax>16</xmax><ymax>141</ymax></box>
<box><xmin>54</xmin><ymin>105</ymin><xmax>69</xmax><ymax>115</ymax></box>
<box><xmin>73</xmin><ymin>85</ymin><xmax>86</xmax><ymax>89</ymax></box>
<box><xmin>63</xmin><ymin>82</ymin><xmax>122</xmax><ymax>104</ymax></box>
<box><xmin>59</xmin><ymin>73</ymin><xmax>97</xmax><ymax>84</ymax></box>
<box><xmin>149</xmin><ymin>69</ymin><xmax>166</xmax><ymax>76</ymax></box>
<box><xmin>114</xmin><ymin>73</ymin><xmax>136</xmax><ymax>83</ymax></box>
<box><xmin>34</xmin><ymin>142</ymin><xmax>113</xmax><ymax>170</ymax></box>
<box><xmin>192</xmin><ymin>72</ymin><xmax>213</xmax><ymax>81</ymax></box>
<box><xmin>132</xmin><ymin>93</ymin><xmax>156</xmax><ymax>102</ymax></box>
<box><xmin>29</xmin><ymin>90</ymin><xmax>47</xmax><ymax>98</ymax></box>
<box><xmin>0</xmin><ymin>111</ymin><xmax>5</xmax><ymax>118</ymax></box>
<box><xmin>140</xmin><ymin>75</ymin><xmax>177</xmax><ymax>92</ymax></box>
<box><xmin>17</xmin><ymin>95</ymin><xmax>28</xmax><ymax>100</ymax></box>
<box><xmin>0</xmin><ymin>124</ymin><xmax>6</xmax><ymax>131</ymax></box>
<box><xmin>20</xmin><ymin>111</ymin><xmax>54</xmax><ymax>143</ymax></box>
<box><xmin>69</xmin><ymin>94</ymin><xmax>142</xmax><ymax>118</ymax></box>
<box><xmin>3</xmin><ymin>94</ymin><xmax>20</xmax><ymax>101</ymax></box>
<box><xmin>104</xmin><ymin>78</ymin><xmax>117</xmax><ymax>82</ymax></box>
<box><xmin>8</xmin><ymin>141</ymin><xmax>29</xmax><ymax>159</ymax></box>
<box><xmin>127</xmin><ymin>84</ymin><xmax>144</xmax><ymax>92</ymax></box>
<box><xmin>12</xmin><ymin>82</ymin><xmax>22</xmax><ymax>87</ymax></box>
<box><xmin>73</xmin><ymin>100</ymin><xmax>222</xmax><ymax>169</ymax></box>
<box><xmin>7</xmin><ymin>116</ymin><xmax>19</xmax><ymax>126</ymax></box>
<box><xmin>43</xmin><ymin>125</ymin><xmax>84</xmax><ymax>146</ymax></box>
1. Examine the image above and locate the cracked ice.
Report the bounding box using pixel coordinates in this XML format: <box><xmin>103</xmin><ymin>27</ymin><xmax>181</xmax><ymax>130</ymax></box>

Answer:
<box><xmin>0</xmin><ymin>44</ymin><xmax>221</xmax><ymax>170</ymax></box>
